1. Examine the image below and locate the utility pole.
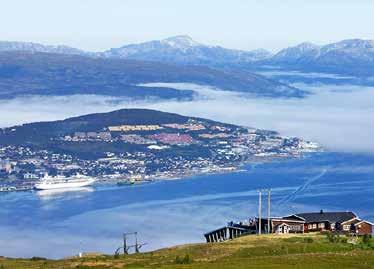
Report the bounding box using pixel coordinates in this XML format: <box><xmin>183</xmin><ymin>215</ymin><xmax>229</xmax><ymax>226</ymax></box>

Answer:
<box><xmin>135</xmin><ymin>232</ymin><xmax>139</xmax><ymax>253</ymax></box>
<box><xmin>258</xmin><ymin>190</ymin><xmax>262</xmax><ymax>235</ymax></box>
<box><xmin>123</xmin><ymin>233</ymin><xmax>128</xmax><ymax>254</ymax></box>
<box><xmin>267</xmin><ymin>189</ymin><xmax>271</xmax><ymax>234</ymax></box>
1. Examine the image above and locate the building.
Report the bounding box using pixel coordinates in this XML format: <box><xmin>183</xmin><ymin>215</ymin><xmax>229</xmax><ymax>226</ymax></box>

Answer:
<box><xmin>270</xmin><ymin>217</ymin><xmax>305</xmax><ymax>234</ymax></box>
<box><xmin>108</xmin><ymin>125</ymin><xmax>163</xmax><ymax>132</ymax></box>
<box><xmin>283</xmin><ymin>211</ymin><xmax>373</xmax><ymax>235</ymax></box>
<box><xmin>266</xmin><ymin>211</ymin><xmax>372</xmax><ymax>235</ymax></box>
<box><xmin>204</xmin><ymin>221</ymin><xmax>257</xmax><ymax>243</ymax></box>
<box><xmin>0</xmin><ymin>159</ymin><xmax>11</xmax><ymax>173</ymax></box>
<box><xmin>203</xmin><ymin>210</ymin><xmax>373</xmax><ymax>242</ymax></box>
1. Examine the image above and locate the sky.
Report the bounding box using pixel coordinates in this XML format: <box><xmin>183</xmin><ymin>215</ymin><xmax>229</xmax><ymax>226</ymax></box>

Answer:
<box><xmin>0</xmin><ymin>0</ymin><xmax>373</xmax><ymax>52</ymax></box>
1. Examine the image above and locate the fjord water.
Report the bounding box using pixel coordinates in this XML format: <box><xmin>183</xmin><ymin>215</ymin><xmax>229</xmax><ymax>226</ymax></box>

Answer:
<box><xmin>0</xmin><ymin>78</ymin><xmax>374</xmax><ymax>258</ymax></box>
<box><xmin>0</xmin><ymin>152</ymin><xmax>373</xmax><ymax>258</ymax></box>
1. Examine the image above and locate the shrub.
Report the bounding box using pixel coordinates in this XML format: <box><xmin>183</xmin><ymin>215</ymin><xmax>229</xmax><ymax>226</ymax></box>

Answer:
<box><xmin>303</xmin><ymin>237</ymin><xmax>314</xmax><ymax>243</ymax></box>
<box><xmin>175</xmin><ymin>254</ymin><xmax>192</xmax><ymax>264</ymax></box>
<box><xmin>326</xmin><ymin>233</ymin><xmax>343</xmax><ymax>243</ymax></box>
<box><xmin>340</xmin><ymin>237</ymin><xmax>348</xmax><ymax>244</ymax></box>
<box><xmin>326</xmin><ymin>233</ymin><xmax>334</xmax><ymax>243</ymax></box>
<box><xmin>75</xmin><ymin>265</ymin><xmax>109</xmax><ymax>269</ymax></box>
<box><xmin>363</xmin><ymin>234</ymin><xmax>372</xmax><ymax>245</ymax></box>
<box><xmin>30</xmin><ymin>256</ymin><xmax>47</xmax><ymax>261</ymax></box>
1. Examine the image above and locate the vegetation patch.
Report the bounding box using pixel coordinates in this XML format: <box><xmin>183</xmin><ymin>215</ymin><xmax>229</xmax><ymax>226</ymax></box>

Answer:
<box><xmin>1</xmin><ymin>234</ymin><xmax>374</xmax><ymax>269</ymax></box>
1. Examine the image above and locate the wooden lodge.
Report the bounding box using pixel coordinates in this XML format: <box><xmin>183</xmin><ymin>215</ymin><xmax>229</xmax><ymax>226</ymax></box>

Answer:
<box><xmin>285</xmin><ymin>210</ymin><xmax>373</xmax><ymax>235</ymax></box>
<box><xmin>204</xmin><ymin>210</ymin><xmax>373</xmax><ymax>243</ymax></box>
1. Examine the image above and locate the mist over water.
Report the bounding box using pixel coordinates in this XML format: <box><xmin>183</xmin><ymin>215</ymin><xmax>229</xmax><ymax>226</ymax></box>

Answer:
<box><xmin>1</xmin><ymin>82</ymin><xmax>373</xmax><ymax>153</ymax></box>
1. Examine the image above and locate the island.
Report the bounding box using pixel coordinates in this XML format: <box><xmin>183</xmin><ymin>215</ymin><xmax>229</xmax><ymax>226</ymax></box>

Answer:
<box><xmin>0</xmin><ymin>108</ymin><xmax>320</xmax><ymax>191</ymax></box>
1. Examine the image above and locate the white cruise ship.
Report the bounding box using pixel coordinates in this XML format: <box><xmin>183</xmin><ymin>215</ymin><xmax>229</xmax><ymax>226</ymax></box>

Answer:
<box><xmin>34</xmin><ymin>174</ymin><xmax>95</xmax><ymax>190</ymax></box>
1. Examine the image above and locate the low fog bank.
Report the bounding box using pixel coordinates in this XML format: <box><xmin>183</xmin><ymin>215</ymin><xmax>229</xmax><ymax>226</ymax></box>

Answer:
<box><xmin>0</xmin><ymin>82</ymin><xmax>373</xmax><ymax>153</ymax></box>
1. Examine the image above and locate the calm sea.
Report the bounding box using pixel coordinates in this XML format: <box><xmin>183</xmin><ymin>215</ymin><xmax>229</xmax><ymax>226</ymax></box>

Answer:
<box><xmin>0</xmin><ymin>152</ymin><xmax>373</xmax><ymax>258</ymax></box>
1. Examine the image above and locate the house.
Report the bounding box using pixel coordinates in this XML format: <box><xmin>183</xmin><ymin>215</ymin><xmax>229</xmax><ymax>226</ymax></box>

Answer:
<box><xmin>271</xmin><ymin>210</ymin><xmax>372</xmax><ymax>235</ymax></box>
<box><xmin>270</xmin><ymin>217</ymin><xmax>305</xmax><ymax>234</ymax></box>
<box><xmin>204</xmin><ymin>210</ymin><xmax>372</xmax><ymax>242</ymax></box>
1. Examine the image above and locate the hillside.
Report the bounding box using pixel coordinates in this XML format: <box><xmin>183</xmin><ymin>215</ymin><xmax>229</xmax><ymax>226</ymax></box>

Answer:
<box><xmin>0</xmin><ymin>108</ymin><xmax>233</xmax><ymax>146</ymax></box>
<box><xmin>0</xmin><ymin>108</ymin><xmax>317</xmax><ymax>190</ymax></box>
<box><xmin>0</xmin><ymin>51</ymin><xmax>304</xmax><ymax>99</ymax></box>
<box><xmin>1</xmin><ymin>234</ymin><xmax>373</xmax><ymax>269</ymax></box>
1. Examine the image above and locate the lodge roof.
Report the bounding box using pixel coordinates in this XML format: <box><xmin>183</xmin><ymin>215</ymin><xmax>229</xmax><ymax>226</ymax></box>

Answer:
<box><xmin>291</xmin><ymin>211</ymin><xmax>357</xmax><ymax>224</ymax></box>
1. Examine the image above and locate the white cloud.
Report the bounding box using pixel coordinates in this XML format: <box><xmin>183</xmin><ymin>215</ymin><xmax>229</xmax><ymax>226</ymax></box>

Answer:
<box><xmin>0</xmin><ymin>83</ymin><xmax>374</xmax><ymax>153</ymax></box>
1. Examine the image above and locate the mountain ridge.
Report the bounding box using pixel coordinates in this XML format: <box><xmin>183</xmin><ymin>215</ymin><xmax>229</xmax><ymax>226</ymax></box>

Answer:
<box><xmin>269</xmin><ymin>38</ymin><xmax>374</xmax><ymax>66</ymax></box>
<box><xmin>99</xmin><ymin>35</ymin><xmax>273</xmax><ymax>65</ymax></box>
<box><xmin>0</xmin><ymin>51</ymin><xmax>305</xmax><ymax>99</ymax></box>
<box><xmin>2</xmin><ymin>37</ymin><xmax>374</xmax><ymax>77</ymax></box>
<box><xmin>2</xmin><ymin>36</ymin><xmax>374</xmax><ymax>67</ymax></box>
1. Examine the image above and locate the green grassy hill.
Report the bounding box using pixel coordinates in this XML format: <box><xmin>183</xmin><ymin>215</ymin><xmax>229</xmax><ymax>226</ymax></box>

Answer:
<box><xmin>1</xmin><ymin>234</ymin><xmax>374</xmax><ymax>269</ymax></box>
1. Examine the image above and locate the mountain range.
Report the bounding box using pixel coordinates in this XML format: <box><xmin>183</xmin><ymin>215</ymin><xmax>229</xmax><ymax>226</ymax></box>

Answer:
<box><xmin>1</xmin><ymin>36</ymin><xmax>374</xmax><ymax>72</ymax></box>
<box><xmin>0</xmin><ymin>36</ymin><xmax>272</xmax><ymax>66</ymax></box>
<box><xmin>99</xmin><ymin>35</ymin><xmax>272</xmax><ymax>65</ymax></box>
<box><xmin>271</xmin><ymin>39</ymin><xmax>374</xmax><ymax>65</ymax></box>
<box><xmin>1</xmin><ymin>36</ymin><xmax>373</xmax><ymax>100</ymax></box>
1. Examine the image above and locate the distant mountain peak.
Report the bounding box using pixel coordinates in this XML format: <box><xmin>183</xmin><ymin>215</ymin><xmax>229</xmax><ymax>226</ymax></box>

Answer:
<box><xmin>272</xmin><ymin>42</ymin><xmax>320</xmax><ymax>62</ymax></box>
<box><xmin>294</xmin><ymin>42</ymin><xmax>320</xmax><ymax>50</ymax></box>
<box><xmin>323</xmin><ymin>39</ymin><xmax>374</xmax><ymax>51</ymax></box>
<box><xmin>101</xmin><ymin>35</ymin><xmax>272</xmax><ymax>64</ymax></box>
<box><xmin>161</xmin><ymin>35</ymin><xmax>201</xmax><ymax>48</ymax></box>
<box><xmin>0</xmin><ymin>41</ymin><xmax>87</xmax><ymax>55</ymax></box>
<box><xmin>267</xmin><ymin>38</ymin><xmax>374</xmax><ymax>67</ymax></box>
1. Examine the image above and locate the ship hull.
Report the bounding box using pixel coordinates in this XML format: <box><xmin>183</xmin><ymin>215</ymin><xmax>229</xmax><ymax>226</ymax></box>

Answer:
<box><xmin>35</xmin><ymin>179</ymin><xmax>95</xmax><ymax>190</ymax></box>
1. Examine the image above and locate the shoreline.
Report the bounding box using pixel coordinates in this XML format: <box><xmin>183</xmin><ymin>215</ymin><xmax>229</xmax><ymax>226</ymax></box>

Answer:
<box><xmin>0</xmin><ymin>152</ymin><xmax>320</xmax><ymax>194</ymax></box>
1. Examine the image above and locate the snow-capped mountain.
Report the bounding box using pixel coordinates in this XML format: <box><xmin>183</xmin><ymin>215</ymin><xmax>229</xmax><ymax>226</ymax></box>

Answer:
<box><xmin>100</xmin><ymin>35</ymin><xmax>273</xmax><ymax>65</ymax></box>
<box><xmin>161</xmin><ymin>35</ymin><xmax>202</xmax><ymax>49</ymax></box>
<box><xmin>268</xmin><ymin>39</ymin><xmax>374</xmax><ymax>66</ymax></box>
<box><xmin>318</xmin><ymin>39</ymin><xmax>374</xmax><ymax>65</ymax></box>
<box><xmin>271</xmin><ymin>42</ymin><xmax>321</xmax><ymax>63</ymax></box>
<box><xmin>1</xmin><ymin>37</ymin><xmax>374</xmax><ymax>74</ymax></box>
<box><xmin>0</xmin><ymin>41</ymin><xmax>89</xmax><ymax>56</ymax></box>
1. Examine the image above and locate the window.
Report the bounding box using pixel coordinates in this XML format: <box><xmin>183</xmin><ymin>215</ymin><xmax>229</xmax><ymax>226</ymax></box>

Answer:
<box><xmin>343</xmin><ymin>225</ymin><xmax>350</xmax><ymax>231</ymax></box>
<box><xmin>290</xmin><ymin>225</ymin><xmax>301</xmax><ymax>231</ymax></box>
<box><xmin>330</xmin><ymin>223</ymin><xmax>335</xmax><ymax>229</ymax></box>
<box><xmin>312</xmin><ymin>224</ymin><xmax>317</xmax><ymax>229</ymax></box>
<box><xmin>318</xmin><ymin>223</ymin><xmax>325</xmax><ymax>229</ymax></box>
<box><xmin>308</xmin><ymin>224</ymin><xmax>312</xmax><ymax>229</ymax></box>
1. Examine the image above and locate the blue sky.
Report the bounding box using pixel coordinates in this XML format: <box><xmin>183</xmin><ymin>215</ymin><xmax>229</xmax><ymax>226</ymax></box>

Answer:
<box><xmin>1</xmin><ymin>0</ymin><xmax>373</xmax><ymax>52</ymax></box>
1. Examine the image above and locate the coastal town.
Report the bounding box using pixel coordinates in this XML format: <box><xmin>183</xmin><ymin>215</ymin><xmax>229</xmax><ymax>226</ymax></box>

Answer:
<box><xmin>0</xmin><ymin>116</ymin><xmax>320</xmax><ymax>192</ymax></box>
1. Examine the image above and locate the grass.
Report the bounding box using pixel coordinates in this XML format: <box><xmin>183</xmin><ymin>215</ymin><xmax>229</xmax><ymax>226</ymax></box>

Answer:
<box><xmin>0</xmin><ymin>233</ymin><xmax>373</xmax><ymax>269</ymax></box>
